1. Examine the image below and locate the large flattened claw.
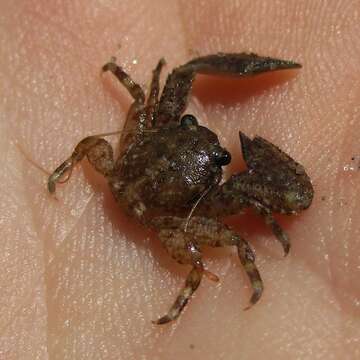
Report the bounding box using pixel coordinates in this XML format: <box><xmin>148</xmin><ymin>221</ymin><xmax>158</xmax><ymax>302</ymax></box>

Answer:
<box><xmin>239</xmin><ymin>131</ymin><xmax>314</xmax><ymax>214</ymax></box>
<box><xmin>157</xmin><ymin>53</ymin><xmax>301</xmax><ymax>126</ymax></box>
<box><xmin>185</xmin><ymin>53</ymin><xmax>301</xmax><ymax>76</ymax></box>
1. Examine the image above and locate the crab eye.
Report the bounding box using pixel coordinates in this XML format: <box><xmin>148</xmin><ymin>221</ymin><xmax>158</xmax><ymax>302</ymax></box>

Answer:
<box><xmin>214</xmin><ymin>149</ymin><xmax>231</xmax><ymax>166</ymax></box>
<box><xmin>180</xmin><ymin>114</ymin><xmax>198</xmax><ymax>128</ymax></box>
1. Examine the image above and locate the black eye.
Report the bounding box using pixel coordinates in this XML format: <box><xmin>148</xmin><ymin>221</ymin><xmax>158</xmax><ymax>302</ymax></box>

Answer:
<box><xmin>214</xmin><ymin>149</ymin><xmax>231</xmax><ymax>166</ymax></box>
<box><xmin>180</xmin><ymin>114</ymin><xmax>198</xmax><ymax>128</ymax></box>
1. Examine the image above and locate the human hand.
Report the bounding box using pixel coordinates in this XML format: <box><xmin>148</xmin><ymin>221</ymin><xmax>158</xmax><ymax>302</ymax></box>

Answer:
<box><xmin>1</xmin><ymin>1</ymin><xmax>359</xmax><ymax>359</ymax></box>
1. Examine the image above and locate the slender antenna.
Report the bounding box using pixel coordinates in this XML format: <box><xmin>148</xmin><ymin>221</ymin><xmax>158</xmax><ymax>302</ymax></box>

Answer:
<box><xmin>15</xmin><ymin>142</ymin><xmax>52</xmax><ymax>176</ymax></box>
<box><xmin>183</xmin><ymin>186</ymin><xmax>220</xmax><ymax>282</ymax></box>
<box><xmin>184</xmin><ymin>185</ymin><xmax>212</xmax><ymax>233</ymax></box>
<box><xmin>93</xmin><ymin>129</ymin><xmax>122</xmax><ymax>138</ymax></box>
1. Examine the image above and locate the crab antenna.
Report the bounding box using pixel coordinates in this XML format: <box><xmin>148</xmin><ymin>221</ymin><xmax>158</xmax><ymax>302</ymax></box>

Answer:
<box><xmin>183</xmin><ymin>185</ymin><xmax>213</xmax><ymax>233</ymax></box>
<box><xmin>16</xmin><ymin>142</ymin><xmax>52</xmax><ymax>176</ymax></box>
<box><xmin>93</xmin><ymin>129</ymin><xmax>122</xmax><ymax>138</ymax></box>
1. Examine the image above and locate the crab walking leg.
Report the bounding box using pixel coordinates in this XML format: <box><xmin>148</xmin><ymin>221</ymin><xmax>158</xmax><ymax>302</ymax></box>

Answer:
<box><xmin>48</xmin><ymin>137</ymin><xmax>114</xmax><ymax>193</ymax></box>
<box><xmin>157</xmin><ymin>53</ymin><xmax>301</xmax><ymax>125</ymax></box>
<box><xmin>237</xmin><ymin>238</ymin><xmax>263</xmax><ymax>307</ymax></box>
<box><xmin>266</xmin><ymin>213</ymin><xmax>290</xmax><ymax>256</ymax></box>
<box><xmin>151</xmin><ymin>216</ymin><xmax>263</xmax><ymax>323</ymax></box>
<box><xmin>252</xmin><ymin>201</ymin><xmax>291</xmax><ymax>256</ymax></box>
<box><xmin>145</xmin><ymin>58</ymin><xmax>166</xmax><ymax>127</ymax></box>
<box><xmin>102</xmin><ymin>61</ymin><xmax>145</xmax><ymax>104</ymax></box>
<box><xmin>183</xmin><ymin>216</ymin><xmax>263</xmax><ymax>307</ymax></box>
<box><xmin>102</xmin><ymin>60</ymin><xmax>148</xmax><ymax>139</ymax></box>
<box><xmin>151</xmin><ymin>218</ymin><xmax>207</xmax><ymax>324</ymax></box>
<box><xmin>153</xmin><ymin>263</ymin><xmax>204</xmax><ymax>325</ymax></box>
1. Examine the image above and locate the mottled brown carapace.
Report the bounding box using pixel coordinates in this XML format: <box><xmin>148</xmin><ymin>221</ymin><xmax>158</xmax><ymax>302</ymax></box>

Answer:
<box><xmin>48</xmin><ymin>53</ymin><xmax>314</xmax><ymax>325</ymax></box>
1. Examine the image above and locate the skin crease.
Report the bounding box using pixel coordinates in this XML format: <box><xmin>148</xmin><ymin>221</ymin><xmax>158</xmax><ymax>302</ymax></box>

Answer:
<box><xmin>0</xmin><ymin>0</ymin><xmax>360</xmax><ymax>359</ymax></box>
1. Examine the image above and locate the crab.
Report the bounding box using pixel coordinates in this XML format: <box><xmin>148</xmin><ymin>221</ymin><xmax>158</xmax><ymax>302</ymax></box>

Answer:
<box><xmin>48</xmin><ymin>53</ymin><xmax>314</xmax><ymax>325</ymax></box>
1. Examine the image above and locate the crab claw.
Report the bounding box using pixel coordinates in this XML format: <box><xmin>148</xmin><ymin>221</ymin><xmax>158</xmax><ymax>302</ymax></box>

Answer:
<box><xmin>239</xmin><ymin>131</ymin><xmax>314</xmax><ymax>214</ymax></box>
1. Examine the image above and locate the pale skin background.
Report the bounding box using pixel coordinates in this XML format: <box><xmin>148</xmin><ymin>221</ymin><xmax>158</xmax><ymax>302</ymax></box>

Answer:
<box><xmin>0</xmin><ymin>0</ymin><xmax>360</xmax><ymax>359</ymax></box>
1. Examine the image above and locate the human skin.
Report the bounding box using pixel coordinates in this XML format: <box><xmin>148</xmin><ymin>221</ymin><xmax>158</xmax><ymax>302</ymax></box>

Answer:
<box><xmin>0</xmin><ymin>0</ymin><xmax>359</xmax><ymax>359</ymax></box>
